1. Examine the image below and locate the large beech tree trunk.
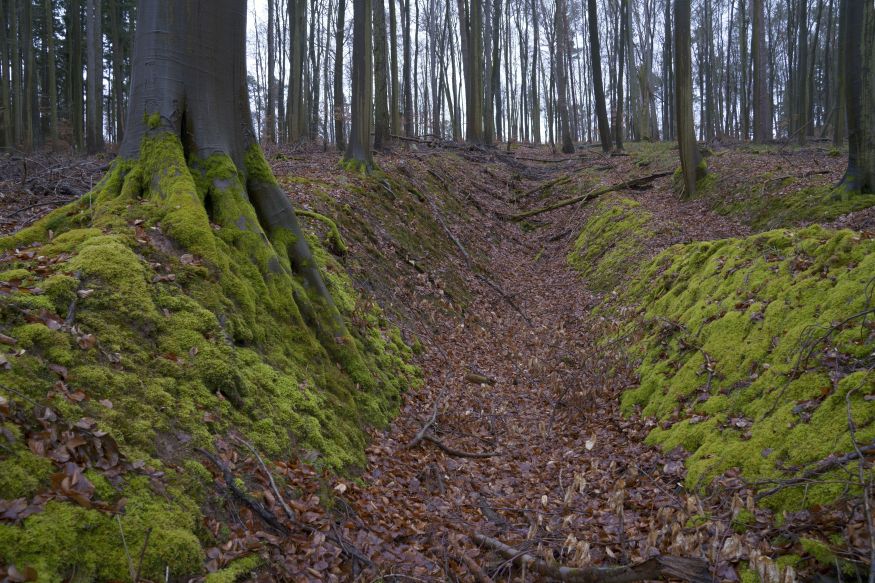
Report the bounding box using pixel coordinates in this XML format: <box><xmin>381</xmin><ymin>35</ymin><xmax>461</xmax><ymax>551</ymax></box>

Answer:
<box><xmin>120</xmin><ymin>0</ymin><xmax>348</xmax><ymax>345</ymax></box>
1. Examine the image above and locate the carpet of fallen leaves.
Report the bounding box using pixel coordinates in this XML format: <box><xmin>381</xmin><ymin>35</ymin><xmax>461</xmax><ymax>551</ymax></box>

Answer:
<box><xmin>1</xmin><ymin>143</ymin><xmax>871</xmax><ymax>582</ymax></box>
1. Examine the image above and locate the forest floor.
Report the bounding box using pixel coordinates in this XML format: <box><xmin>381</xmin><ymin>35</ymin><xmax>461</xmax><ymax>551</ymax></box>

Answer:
<box><xmin>1</xmin><ymin>140</ymin><xmax>872</xmax><ymax>582</ymax></box>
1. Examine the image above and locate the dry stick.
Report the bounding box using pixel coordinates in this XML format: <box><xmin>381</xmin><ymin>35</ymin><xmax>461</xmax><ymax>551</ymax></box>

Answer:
<box><xmin>421</xmin><ymin>433</ymin><xmax>500</xmax><ymax>458</ymax></box>
<box><xmin>753</xmin><ymin>443</ymin><xmax>875</xmax><ymax>501</ymax></box>
<box><xmin>233</xmin><ymin>435</ymin><xmax>297</xmax><ymax>523</ymax></box>
<box><xmin>133</xmin><ymin>527</ymin><xmax>153</xmax><ymax>583</ymax></box>
<box><xmin>512</xmin><ymin>171</ymin><xmax>674</xmax><ymax>221</ymax></box>
<box><xmin>115</xmin><ymin>515</ymin><xmax>137</xmax><ymax>583</ymax></box>
<box><xmin>847</xmin><ymin>386</ymin><xmax>875</xmax><ymax>583</ymax></box>
<box><xmin>472</xmin><ymin>534</ymin><xmax>714</xmax><ymax>583</ymax></box>
<box><xmin>453</xmin><ymin>553</ymin><xmax>498</xmax><ymax>583</ymax></box>
<box><xmin>406</xmin><ymin>389</ymin><xmax>444</xmax><ymax>448</ymax></box>
<box><xmin>195</xmin><ymin>448</ymin><xmax>372</xmax><ymax>566</ymax></box>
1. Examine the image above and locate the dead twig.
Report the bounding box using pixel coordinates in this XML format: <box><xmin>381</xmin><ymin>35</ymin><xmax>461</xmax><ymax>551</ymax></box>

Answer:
<box><xmin>472</xmin><ymin>533</ymin><xmax>715</xmax><ymax>583</ymax></box>
<box><xmin>233</xmin><ymin>435</ymin><xmax>297</xmax><ymax>523</ymax></box>
<box><xmin>134</xmin><ymin>527</ymin><xmax>153</xmax><ymax>583</ymax></box>
<box><xmin>752</xmin><ymin>443</ymin><xmax>875</xmax><ymax>501</ymax></box>
<box><xmin>511</xmin><ymin>171</ymin><xmax>673</xmax><ymax>221</ymax></box>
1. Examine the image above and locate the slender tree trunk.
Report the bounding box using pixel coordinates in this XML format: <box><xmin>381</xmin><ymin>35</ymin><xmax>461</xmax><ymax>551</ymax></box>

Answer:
<box><xmin>461</xmin><ymin>0</ymin><xmax>485</xmax><ymax>143</ymax></box>
<box><xmin>43</xmin><ymin>0</ymin><xmax>59</xmax><ymax>143</ymax></box>
<box><xmin>334</xmin><ymin>0</ymin><xmax>346</xmax><ymax>150</ymax></box>
<box><xmin>402</xmin><ymin>0</ymin><xmax>413</xmax><ymax>136</ymax></box>
<box><xmin>837</xmin><ymin>0</ymin><xmax>874</xmax><ymax>195</ymax></box>
<box><xmin>10</xmin><ymin>0</ymin><xmax>21</xmax><ymax>147</ymax></box>
<box><xmin>662</xmin><ymin>0</ymin><xmax>674</xmax><ymax>141</ymax></box>
<box><xmin>833</xmin><ymin>0</ymin><xmax>845</xmax><ymax>146</ymax></box>
<box><xmin>740</xmin><ymin>0</ymin><xmax>749</xmax><ymax>139</ymax></box>
<box><xmin>794</xmin><ymin>0</ymin><xmax>808</xmax><ymax>144</ymax></box>
<box><xmin>22</xmin><ymin>0</ymin><xmax>34</xmax><ymax>150</ymax></box>
<box><xmin>530</xmin><ymin>0</ymin><xmax>541</xmax><ymax>144</ymax></box>
<box><xmin>614</xmin><ymin>0</ymin><xmax>626</xmax><ymax>151</ymax></box>
<box><xmin>345</xmin><ymin>0</ymin><xmax>374</xmax><ymax>169</ymax></box>
<box><xmin>373</xmin><ymin>0</ymin><xmax>390</xmax><ymax>149</ymax></box>
<box><xmin>108</xmin><ymin>0</ymin><xmax>126</xmax><ymax>142</ymax></box>
<box><xmin>85</xmin><ymin>0</ymin><xmax>103</xmax><ymax>153</ymax></box>
<box><xmin>0</xmin><ymin>0</ymin><xmax>11</xmax><ymax>148</ymax></box>
<box><xmin>389</xmin><ymin>0</ymin><xmax>401</xmax><ymax>136</ymax></box>
<box><xmin>752</xmin><ymin>0</ymin><xmax>770</xmax><ymax>142</ymax></box>
<box><xmin>555</xmin><ymin>0</ymin><xmax>574</xmax><ymax>153</ymax></box>
<box><xmin>70</xmin><ymin>0</ymin><xmax>84</xmax><ymax>150</ymax></box>
<box><xmin>266</xmin><ymin>0</ymin><xmax>276</xmax><ymax>143</ymax></box>
<box><xmin>288</xmin><ymin>0</ymin><xmax>306</xmax><ymax>141</ymax></box>
<box><xmin>675</xmin><ymin>0</ymin><xmax>705</xmax><ymax>198</ymax></box>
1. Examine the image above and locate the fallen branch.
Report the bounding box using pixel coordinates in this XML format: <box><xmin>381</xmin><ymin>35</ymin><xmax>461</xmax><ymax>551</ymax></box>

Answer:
<box><xmin>511</xmin><ymin>171</ymin><xmax>673</xmax><ymax>221</ymax></box>
<box><xmin>196</xmin><ymin>447</ymin><xmax>372</xmax><ymax>566</ymax></box>
<box><xmin>472</xmin><ymin>533</ymin><xmax>714</xmax><ymax>583</ymax></box>
<box><xmin>422</xmin><ymin>433</ymin><xmax>499</xmax><ymax>458</ymax></box>
<box><xmin>453</xmin><ymin>553</ymin><xmax>497</xmax><ymax>583</ymax></box>
<box><xmin>407</xmin><ymin>391</ymin><xmax>499</xmax><ymax>458</ymax></box>
<box><xmin>753</xmin><ymin>443</ymin><xmax>875</xmax><ymax>501</ymax></box>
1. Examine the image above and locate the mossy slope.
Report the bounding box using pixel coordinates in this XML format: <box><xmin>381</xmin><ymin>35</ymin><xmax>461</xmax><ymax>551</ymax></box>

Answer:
<box><xmin>0</xmin><ymin>134</ymin><xmax>418</xmax><ymax>581</ymax></box>
<box><xmin>568</xmin><ymin>198</ymin><xmax>654</xmax><ymax>291</ymax></box>
<box><xmin>617</xmin><ymin>226</ymin><xmax>874</xmax><ymax>510</ymax></box>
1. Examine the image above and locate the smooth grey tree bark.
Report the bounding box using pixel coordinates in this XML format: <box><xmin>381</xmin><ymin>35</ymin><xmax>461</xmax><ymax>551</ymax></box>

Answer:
<box><xmin>120</xmin><ymin>0</ymin><xmax>346</xmax><ymax>343</ymax></box>
<box><xmin>344</xmin><ymin>0</ymin><xmax>374</xmax><ymax>170</ymax></box>
<box><xmin>837</xmin><ymin>0</ymin><xmax>874</xmax><ymax>195</ymax></box>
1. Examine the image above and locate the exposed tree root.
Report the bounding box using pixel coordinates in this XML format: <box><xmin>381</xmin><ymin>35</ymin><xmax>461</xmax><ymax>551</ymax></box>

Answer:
<box><xmin>511</xmin><ymin>171</ymin><xmax>673</xmax><ymax>221</ymax></box>
<box><xmin>472</xmin><ymin>533</ymin><xmax>715</xmax><ymax>583</ymax></box>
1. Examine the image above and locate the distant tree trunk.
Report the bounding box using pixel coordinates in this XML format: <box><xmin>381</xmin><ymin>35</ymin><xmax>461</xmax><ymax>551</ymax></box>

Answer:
<box><xmin>389</xmin><ymin>0</ymin><xmax>401</xmax><ymax>136</ymax></box>
<box><xmin>530</xmin><ymin>0</ymin><xmax>541</xmax><ymax>144</ymax></box>
<box><xmin>483</xmin><ymin>0</ymin><xmax>495</xmax><ymax>144</ymax></box>
<box><xmin>288</xmin><ymin>0</ymin><xmax>306</xmax><ymax>141</ymax></box>
<box><xmin>752</xmin><ymin>0</ymin><xmax>769</xmax><ymax>142</ymax></box>
<box><xmin>22</xmin><ymin>0</ymin><xmax>34</xmax><ymax>150</ymax></box>
<box><xmin>334</xmin><ymin>0</ymin><xmax>346</xmax><ymax>150</ymax></box>
<box><xmin>373</xmin><ymin>0</ymin><xmax>390</xmax><ymax>149</ymax></box>
<box><xmin>345</xmin><ymin>0</ymin><xmax>374</xmax><ymax>170</ymax></box>
<box><xmin>740</xmin><ymin>0</ymin><xmax>749</xmax><ymax>140</ymax></box>
<box><xmin>675</xmin><ymin>0</ymin><xmax>705</xmax><ymax>198</ymax></box>
<box><xmin>44</xmin><ymin>0</ymin><xmax>59</xmax><ymax>142</ymax></box>
<box><xmin>662</xmin><ymin>0</ymin><xmax>674</xmax><ymax>140</ymax></box>
<box><xmin>402</xmin><ymin>0</ymin><xmax>413</xmax><ymax>136</ymax></box>
<box><xmin>69</xmin><ymin>0</ymin><xmax>84</xmax><ymax>151</ymax></box>
<box><xmin>461</xmin><ymin>0</ymin><xmax>485</xmax><ymax>143</ymax></box>
<box><xmin>492</xmin><ymin>0</ymin><xmax>502</xmax><ymax>142</ymax></box>
<box><xmin>266</xmin><ymin>0</ymin><xmax>276</xmax><ymax>143</ymax></box>
<box><xmin>85</xmin><ymin>0</ymin><xmax>103</xmax><ymax>153</ymax></box>
<box><xmin>833</xmin><ymin>0</ymin><xmax>845</xmax><ymax>147</ymax></box>
<box><xmin>836</xmin><ymin>0</ymin><xmax>874</xmax><ymax>195</ymax></box>
<box><xmin>555</xmin><ymin>0</ymin><xmax>574</xmax><ymax>153</ymax></box>
<box><xmin>0</xmin><ymin>0</ymin><xmax>11</xmax><ymax>148</ymax></box>
<box><xmin>613</xmin><ymin>0</ymin><xmax>626</xmax><ymax>151</ymax></box>
<box><xmin>794</xmin><ymin>0</ymin><xmax>808</xmax><ymax>145</ymax></box>
<box><xmin>108</xmin><ymin>0</ymin><xmax>126</xmax><ymax>142</ymax></box>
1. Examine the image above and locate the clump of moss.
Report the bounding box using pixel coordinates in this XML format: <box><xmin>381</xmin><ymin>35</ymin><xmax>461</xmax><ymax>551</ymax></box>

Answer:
<box><xmin>616</xmin><ymin>225</ymin><xmax>875</xmax><ymax>511</ymax></box>
<box><xmin>568</xmin><ymin>198</ymin><xmax>654</xmax><ymax>291</ymax></box>
<box><xmin>0</xmin><ymin>131</ymin><xmax>419</xmax><ymax>581</ymax></box>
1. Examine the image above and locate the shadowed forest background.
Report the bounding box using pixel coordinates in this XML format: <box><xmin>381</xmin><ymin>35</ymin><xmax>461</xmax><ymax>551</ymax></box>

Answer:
<box><xmin>0</xmin><ymin>0</ymin><xmax>874</xmax><ymax>582</ymax></box>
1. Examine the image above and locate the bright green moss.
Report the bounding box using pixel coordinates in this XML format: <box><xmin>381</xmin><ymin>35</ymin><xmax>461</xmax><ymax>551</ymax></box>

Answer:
<box><xmin>43</xmin><ymin>274</ymin><xmax>79</xmax><ymax>312</ymax></box>
<box><xmin>615</xmin><ymin>225</ymin><xmax>875</xmax><ymax>511</ymax></box>
<box><xmin>0</xmin><ymin>131</ymin><xmax>420</xmax><ymax>580</ymax></box>
<box><xmin>205</xmin><ymin>554</ymin><xmax>263</xmax><ymax>583</ymax></box>
<box><xmin>0</xmin><ymin>268</ymin><xmax>33</xmax><ymax>282</ymax></box>
<box><xmin>0</xmin><ymin>448</ymin><xmax>53</xmax><ymax>499</ymax></box>
<box><xmin>732</xmin><ymin>509</ymin><xmax>756</xmax><ymax>533</ymax></box>
<box><xmin>146</xmin><ymin>112</ymin><xmax>161</xmax><ymax>129</ymax></box>
<box><xmin>568</xmin><ymin>198</ymin><xmax>654</xmax><ymax>291</ymax></box>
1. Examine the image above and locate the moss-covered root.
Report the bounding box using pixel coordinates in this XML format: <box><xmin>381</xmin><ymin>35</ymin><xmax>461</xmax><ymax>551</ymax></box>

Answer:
<box><xmin>296</xmin><ymin>210</ymin><xmax>349</xmax><ymax>256</ymax></box>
